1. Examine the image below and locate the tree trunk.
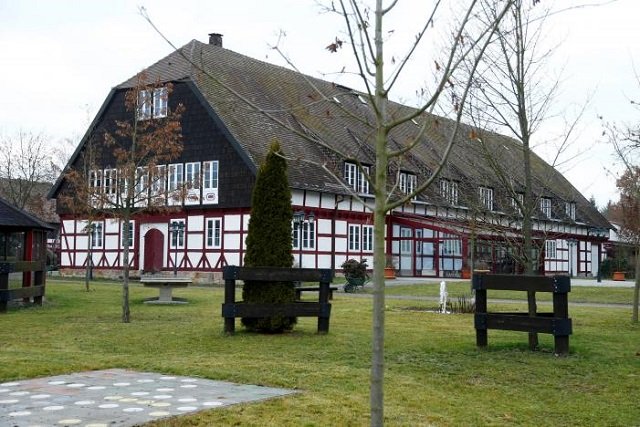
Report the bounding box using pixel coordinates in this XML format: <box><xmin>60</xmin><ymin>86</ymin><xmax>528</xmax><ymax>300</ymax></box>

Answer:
<box><xmin>122</xmin><ymin>217</ymin><xmax>131</xmax><ymax>323</ymax></box>
<box><xmin>370</xmin><ymin>2</ymin><xmax>387</xmax><ymax>425</ymax></box>
<box><xmin>633</xmin><ymin>245</ymin><xmax>639</xmax><ymax>323</ymax></box>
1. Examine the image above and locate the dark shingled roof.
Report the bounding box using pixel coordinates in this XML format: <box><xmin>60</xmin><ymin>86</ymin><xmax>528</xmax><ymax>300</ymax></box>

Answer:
<box><xmin>112</xmin><ymin>39</ymin><xmax>609</xmax><ymax>230</ymax></box>
<box><xmin>0</xmin><ymin>197</ymin><xmax>54</xmax><ymax>230</ymax></box>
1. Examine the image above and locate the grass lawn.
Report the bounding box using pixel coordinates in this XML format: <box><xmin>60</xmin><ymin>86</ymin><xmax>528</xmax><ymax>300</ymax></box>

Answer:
<box><xmin>1</xmin><ymin>279</ymin><xmax>638</xmax><ymax>426</ymax></box>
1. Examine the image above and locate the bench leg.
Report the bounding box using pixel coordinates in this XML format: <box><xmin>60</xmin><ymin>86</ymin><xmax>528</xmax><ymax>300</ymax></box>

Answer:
<box><xmin>476</xmin><ymin>329</ymin><xmax>487</xmax><ymax>347</ymax></box>
<box><xmin>317</xmin><ymin>316</ymin><xmax>329</xmax><ymax>334</ymax></box>
<box><xmin>224</xmin><ymin>317</ymin><xmax>235</xmax><ymax>335</ymax></box>
<box><xmin>158</xmin><ymin>286</ymin><xmax>173</xmax><ymax>302</ymax></box>
<box><xmin>554</xmin><ymin>335</ymin><xmax>569</xmax><ymax>356</ymax></box>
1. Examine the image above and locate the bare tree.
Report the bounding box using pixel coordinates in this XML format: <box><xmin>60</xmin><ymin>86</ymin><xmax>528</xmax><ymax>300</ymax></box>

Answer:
<box><xmin>0</xmin><ymin>131</ymin><xmax>57</xmax><ymax>216</ymax></box>
<box><xmin>602</xmin><ymin>109</ymin><xmax>640</xmax><ymax>322</ymax></box>
<box><xmin>142</xmin><ymin>1</ymin><xmax>512</xmax><ymax>423</ymax></box>
<box><xmin>60</xmin><ymin>75</ymin><xmax>184</xmax><ymax>322</ymax></box>
<box><xmin>451</xmin><ymin>0</ymin><xmax>594</xmax><ymax>349</ymax></box>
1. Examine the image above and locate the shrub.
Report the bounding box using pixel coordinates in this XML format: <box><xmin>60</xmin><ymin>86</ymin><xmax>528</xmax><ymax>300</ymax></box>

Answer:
<box><xmin>241</xmin><ymin>141</ymin><xmax>296</xmax><ymax>333</ymax></box>
<box><xmin>341</xmin><ymin>259</ymin><xmax>369</xmax><ymax>279</ymax></box>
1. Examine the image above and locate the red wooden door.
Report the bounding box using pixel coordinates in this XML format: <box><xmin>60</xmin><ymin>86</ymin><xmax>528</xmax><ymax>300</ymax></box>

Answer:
<box><xmin>143</xmin><ymin>229</ymin><xmax>164</xmax><ymax>273</ymax></box>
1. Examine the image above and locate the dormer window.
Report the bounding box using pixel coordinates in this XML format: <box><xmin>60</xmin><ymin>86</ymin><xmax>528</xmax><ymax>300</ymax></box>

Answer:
<box><xmin>440</xmin><ymin>179</ymin><xmax>459</xmax><ymax>205</ymax></box>
<box><xmin>540</xmin><ymin>197</ymin><xmax>552</xmax><ymax>218</ymax></box>
<box><xmin>344</xmin><ymin>162</ymin><xmax>370</xmax><ymax>194</ymax></box>
<box><xmin>565</xmin><ymin>201</ymin><xmax>576</xmax><ymax>220</ymax></box>
<box><xmin>399</xmin><ymin>172</ymin><xmax>417</xmax><ymax>196</ymax></box>
<box><xmin>511</xmin><ymin>192</ymin><xmax>524</xmax><ymax>215</ymax></box>
<box><xmin>479</xmin><ymin>186</ymin><xmax>494</xmax><ymax>211</ymax></box>
<box><xmin>137</xmin><ymin>87</ymin><xmax>168</xmax><ymax>120</ymax></box>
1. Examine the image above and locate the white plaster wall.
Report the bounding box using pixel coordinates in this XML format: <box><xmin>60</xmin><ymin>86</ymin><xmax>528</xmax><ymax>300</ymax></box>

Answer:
<box><xmin>318</xmin><ymin>237</ymin><xmax>332</xmax><ymax>252</ymax></box>
<box><xmin>335</xmin><ymin>221</ymin><xmax>347</xmax><ymax>235</ymax></box>
<box><xmin>335</xmin><ymin>237</ymin><xmax>347</xmax><ymax>253</ymax></box>
<box><xmin>225</xmin><ymin>215</ymin><xmax>242</xmax><ymax>231</ymax></box>
<box><xmin>305</xmin><ymin>191</ymin><xmax>320</xmax><ymax>208</ymax></box>
<box><xmin>189</xmin><ymin>234</ymin><xmax>203</xmax><ymax>249</ymax></box>
<box><xmin>188</xmin><ymin>215</ymin><xmax>204</xmax><ymax>232</ymax></box>
<box><xmin>225</xmin><ymin>233</ymin><xmax>241</xmax><ymax>250</ymax></box>
<box><xmin>317</xmin><ymin>254</ymin><xmax>332</xmax><ymax>269</ymax></box>
<box><xmin>317</xmin><ymin>219</ymin><xmax>332</xmax><ymax>234</ymax></box>
<box><xmin>291</xmin><ymin>190</ymin><xmax>304</xmax><ymax>206</ymax></box>
<box><xmin>226</xmin><ymin>252</ymin><xmax>241</xmax><ymax>266</ymax></box>
<box><xmin>320</xmin><ymin>193</ymin><xmax>335</xmax><ymax>209</ymax></box>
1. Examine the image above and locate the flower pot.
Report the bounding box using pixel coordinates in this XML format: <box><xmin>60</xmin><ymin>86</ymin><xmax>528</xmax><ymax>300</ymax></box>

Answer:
<box><xmin>384</xmin><ymin>267</ymin><xmax>396</xmax><ymax>279</ymax></box>
<box><xmin>613</xmin><ymin>271</ymin><xmax>625</xmax><ymax>281</ymax></box>
<box><xmin>461</xmin><ymin>269</ymin><xmax>471</xmax><ymax>279</ymax></box>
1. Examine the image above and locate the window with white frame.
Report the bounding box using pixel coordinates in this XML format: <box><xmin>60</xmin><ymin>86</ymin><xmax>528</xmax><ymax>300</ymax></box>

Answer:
<box><xmin>138</xmin><ymin>87</ymin><xmax>168</xmax><ymax>120</ymax></box>
<box><xmin>565</xmin><ymin>201</ymin><xmax>576</xmax><ymax>220</ymax></box>
<box><xmin>440</xmin><ymin>179</ymin><xmax>459</xmax><ymax>205</ymax></box>
<box><xmin>202</xmin><ymin>160</ymin><xmax>219</xmax><ymax>204</ymax></box>
<box><xmin>170</xmin><ymin>219</ymin><xmax>185</xmax><ymax>248</ymax></box>
<box><xmin>362</xmin><ymin>225</ymin><xmax>374</xmax><ymax>252</ymax></box>
<box><xmin>185</xmin><ymin>162</ymin><xmax>201</xmax><ymax>190</ymax></box>
<box><xmin>399</xmin><ymin>172</ymin><xmax>417</xmax><ymax>196</ymax></box>
<box><xmin>104</xmin><ymin>169</ymin><xmax>117</xmax><ymax>195</ymax></box>
<box><xmin>150</xmin><ymin>165</ymin><xmax>166</xmax><ymax>196</ymax></box>
<box><xmin>90</xmin><ymin>223</ymin><xmax>103</xmax><ymax>248</ymax></box>
<box><xmin>134</xmin><ymin>167</ymin><xmax>148</xmax><ymax>198</ymax></box>
<box><xmin>121</xmin><ymin>221</ymin><xmax>134</xmax><ymax>248</ymax></box>
<box><xmin>348</xmin><ymin>224</ymin><xmax>361</xmax><ymax>251</ymax></box>
<box><xmin>137</xmin><ymin>90</ymin><xmax>152</xmax><ymax>120</ymax></box>
<box><xmin>479</xmin><ymin>186</ymin><xmax>494</xmax><ymax>211</ymax></box>
<box><xmin>168</xmin><ymin>164</ymin><xmax>184</xmax><ymax>192</ymax></box>
<box><xmin>545</xmin><ymin>240</ymin><xmax>557</xmax><ymax>259</ymax></box>
<box><xmin>344</xmin><ymin>162</ymin><xmax>370</xmax><ymax>194</ymax></box>
<box><xmin>206</xmin><ymin>218</ymin><xmax>222</xmax><ymax>248</ymax></box>
<box><xmin>152</xmin><ymin>87</ymin><xmax>168</xmax><ymax>118</ymax></box>
<box><xmin>292</xmin><ymin>220</ymin><xmax>315</xmax><ymax>249</ymax></box>
<box><xmin>540</xmin><ymin>197</ymin><xmax>552</xmax><ymax>217</ymax></box>
<box><xmin>89</xmin><ymin>170</ymin><xmax>102</xmax><ymax>193</ymax></box>
<box><xmin>511</xmin><ymin>192</ymin><xmax>524</xmax><ymax>214</ymax></box>
<box><xmin>203</xmin><ymin>161</ymin><xmax>218</xmax><ymax>189</ymax></box>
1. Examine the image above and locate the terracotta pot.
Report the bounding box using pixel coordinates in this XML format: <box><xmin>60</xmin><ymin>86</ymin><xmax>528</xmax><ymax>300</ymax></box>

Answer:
<box><xmin>384</xmin><ymin>267</ymin><xmax>396</xmax><ymax>279</ymax></box>
<box><xmin>461</xmin><ymin>269</ymin><xmax>471</xmax><ymax>279</ymax></box>
<box><xmin>613</xmin><ymin>271</ymin><xmax>625</xmax><ymax>281</ymax></box>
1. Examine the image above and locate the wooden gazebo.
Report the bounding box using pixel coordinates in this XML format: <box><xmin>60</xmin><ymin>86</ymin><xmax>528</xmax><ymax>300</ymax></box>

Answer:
<box><xmin>0</xmin><ymin>197</ymin><xmax>53</xmax><ymax>312</ymax></box>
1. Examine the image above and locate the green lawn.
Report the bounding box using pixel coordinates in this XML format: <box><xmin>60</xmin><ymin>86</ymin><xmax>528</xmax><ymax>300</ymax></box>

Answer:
<box><xmin>1</xmin><ymin>279</ymin><xmax>638</xmax><ymax>426</ymax></box>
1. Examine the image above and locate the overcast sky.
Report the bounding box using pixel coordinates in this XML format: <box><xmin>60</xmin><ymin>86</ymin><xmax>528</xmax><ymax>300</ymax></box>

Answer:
<box><xmin>1</xmin><ymin>0</ymin><xmax>637</xmax><ymax>207</ymax></box>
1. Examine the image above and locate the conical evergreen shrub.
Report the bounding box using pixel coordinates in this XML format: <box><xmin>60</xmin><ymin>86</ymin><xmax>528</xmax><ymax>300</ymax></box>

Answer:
<box><xmin>241</xmin><ymin>140</ymin><xmax>295</xmax><ymax>332</ymax></box>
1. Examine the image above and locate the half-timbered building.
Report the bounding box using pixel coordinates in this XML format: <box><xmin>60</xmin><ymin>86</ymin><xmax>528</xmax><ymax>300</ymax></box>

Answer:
<box><xmin>49</xmin><ymin>34</ymin><xmax>611</xmax><ymax>282</ymax></box>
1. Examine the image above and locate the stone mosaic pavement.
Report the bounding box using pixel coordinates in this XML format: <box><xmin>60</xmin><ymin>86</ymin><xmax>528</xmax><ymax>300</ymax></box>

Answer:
<box><xmin>0</xmin><ymin>368</ymin><xmax>296</xmax><ymax>426</ymax></box>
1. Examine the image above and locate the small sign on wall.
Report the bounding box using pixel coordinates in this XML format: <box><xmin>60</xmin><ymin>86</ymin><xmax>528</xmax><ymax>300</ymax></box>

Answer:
<box><xmin>203</xmin><ymin>189</ymin><xmax>218</xmax><ymax>204</ymax></box>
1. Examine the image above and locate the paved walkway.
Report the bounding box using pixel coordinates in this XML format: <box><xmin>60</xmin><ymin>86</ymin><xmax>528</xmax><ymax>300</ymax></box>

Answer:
<box><xmin>1</xmin><ymin>369</ymin><xmax>295</xmax><ymax>426</ymax></box>
<box><xmin>383</xmin><ymin>276</ymin><xmax>636</xmax><ymax>288</ymax></box>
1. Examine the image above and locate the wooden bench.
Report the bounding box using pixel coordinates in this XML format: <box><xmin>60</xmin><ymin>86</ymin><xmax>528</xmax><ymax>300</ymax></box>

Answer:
<box><xmin>295</xmin><ymin>285</ymin><xmax>338</xmax><ymax>300</ymax></box>
<box><xmin>0</xmin><ymin>261</ymin><xmax>46</xmax><ymax>313</ymax></box>
<box><xmin>222</xmin><ymin>266</ymin><xmax>334</xmax><ymax>334</ymax></box>
<box><xmin>473</xmin><ymin>273</ymin><xmax>572</xmax><ymax>355</ymax></box>
<box><xmin>140</xmin><ymin>276</ymin><xmax>192</xmax><ymax>304</ymax></box>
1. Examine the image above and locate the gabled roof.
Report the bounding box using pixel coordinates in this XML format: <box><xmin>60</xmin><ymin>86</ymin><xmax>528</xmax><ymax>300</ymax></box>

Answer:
<box><xmin>0</xmin><ymin>197</ymin><xmax>54</xmax><ymax>230</ymax></box>
<box><xmin>63</xmin><ymin>38</ymin><xmax>610</xmax><ymax>229</ymax></box>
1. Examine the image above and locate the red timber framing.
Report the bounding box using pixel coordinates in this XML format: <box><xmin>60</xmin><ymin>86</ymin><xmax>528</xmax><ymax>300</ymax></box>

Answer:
<box><xmin>56</xmin><ymin>197</ymin><xmax>605</xmax><ymax>279</ymax></box>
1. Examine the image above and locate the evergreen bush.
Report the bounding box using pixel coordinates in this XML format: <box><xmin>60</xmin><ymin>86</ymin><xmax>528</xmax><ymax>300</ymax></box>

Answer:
<box><xmin>241</xmin><ymin>140</ymin><xmax>296</xmax><ymax>332</ymax></box>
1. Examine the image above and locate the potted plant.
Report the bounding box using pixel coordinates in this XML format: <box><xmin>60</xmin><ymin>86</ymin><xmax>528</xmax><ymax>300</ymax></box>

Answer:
<box><xmin>461</xmin><ymin>260</ymin><xmax>471</xmax><ymax>279</ymax></box>
<box><xmin>384</xmin><ymin>254</ymin><xmax>396</xmax><ymax>279</ymax></box>
<box><xmin>341</xmin><ymin>259</ymin><xmax>370</xmax><ymax>292</ymax></box>
<box><xmin>612</xmin><ymin>257</ymin><xmax>627</xmax><ymax>281</ymax></box>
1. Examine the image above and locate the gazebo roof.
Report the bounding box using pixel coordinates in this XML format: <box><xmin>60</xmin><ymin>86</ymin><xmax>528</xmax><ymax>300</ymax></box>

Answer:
<box><xmin>0</xmin><ymin>197</ymin><xmax>54</xmax><ymax>231</ymax></box>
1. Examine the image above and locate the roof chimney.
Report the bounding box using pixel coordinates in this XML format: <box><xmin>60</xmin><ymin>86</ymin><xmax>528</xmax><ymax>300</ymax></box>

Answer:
<box><xmin>208</xmin><ymin>33</ymin><xmax>223</xmax><ymax>47</ymax></box>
